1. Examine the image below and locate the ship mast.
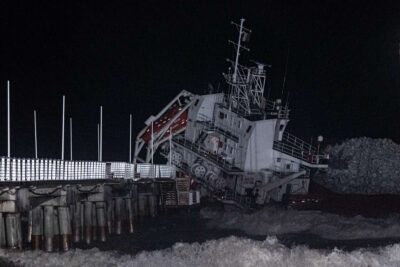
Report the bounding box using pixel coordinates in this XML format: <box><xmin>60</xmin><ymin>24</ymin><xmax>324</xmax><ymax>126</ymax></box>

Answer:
<box><xmin>225</xmin><ymin>19</ymin><xmax>267</xmax><ymax>116</ymax></box>
<box><xmin>232</xmin><ymin>19</ymin><xmax>246</xmax><ymax>83</ymax></box>
<box><xmin>227</xmin><ymin>19</ymin><xmax>250</xmax><ymax>115</ymax></box>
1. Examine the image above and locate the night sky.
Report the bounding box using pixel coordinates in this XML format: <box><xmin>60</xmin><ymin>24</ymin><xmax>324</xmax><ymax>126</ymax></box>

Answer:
<box><xmin>0</xmin><ymin>1</ymin><xmax>399</xmax><ymax>161</ymax></box>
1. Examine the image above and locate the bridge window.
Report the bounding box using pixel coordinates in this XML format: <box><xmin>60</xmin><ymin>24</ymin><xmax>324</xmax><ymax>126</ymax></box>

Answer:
<box><xmin>246</xmin><ymin>126</ymin><xmax>252</xmax><ymax>133</ymax></box>
<box><xmin>219</xmin><ymin>112</ymin><xmax>227</xmax><ymax>119</ymax></box>
<box><xmin>194</xmin><ymin>99</ymin><xmax>199</xmax><ymax>106</ymax></box>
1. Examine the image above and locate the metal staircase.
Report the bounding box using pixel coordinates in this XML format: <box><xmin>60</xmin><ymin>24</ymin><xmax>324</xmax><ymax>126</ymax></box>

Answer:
<box><xmin>195</xmin><ymin>131</ymin><xmax>208</xmax><ymax>145</ymax></box>
<box><xmin>159</xmin><ymin>181</ymin><xmax>178</xmax><ymax>206</ymax></box>
<box><xmin>176</xmin><ymin>177</ymin><xmax>191</xmax><ymax>192</ymax></box>
<box><xmin>173</xmin><ymin>135</ymin><xmax>238</xmax><ymax>171</ymax></box>
<box><xmin>197</xmin><ymin>120</ymin><xmax>239</xmax><ymax>142</ymax></box>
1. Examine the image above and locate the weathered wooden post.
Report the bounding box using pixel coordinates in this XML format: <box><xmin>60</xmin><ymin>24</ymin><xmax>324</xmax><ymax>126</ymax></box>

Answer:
<box><xmin>84</xmin><ymin>201</ymin><xmax>92</xmax><ymax>244</ymax></box>
<box><xmin>114</xmin><ymin>198</ymin><xmax>123</xmax><ymax>235</ymax></box>
<box><xmin>43</xmin><ymin>206</ymin><xmax>54</xmax><ymax>252</ymax></box>
<box><xmin>58</xmin><ymin>206</ymin><xmax>71</xmax><ymax>251</ymax></box>
<box><xmin>5</xmin><ymin>213</ymin><xmax>18</xmax><ymax>248</ymax></box>
<box><xmin>96</xmin><ymin>202</ymin><xmax>106</xmax><ymax>242</ymax></box>
<box><xmin>31</xmin><ymin>206</ymin><xmax>43</xmax><ymax>250</ymax></box>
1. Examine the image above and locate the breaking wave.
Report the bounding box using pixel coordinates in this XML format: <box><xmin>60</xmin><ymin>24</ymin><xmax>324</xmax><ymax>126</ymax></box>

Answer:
<box><xmin>3</xmin><ymin>207</ymin><xmax>400</xmax><ymax>266</ymax></box>
<box><xmin>201</xmin><ymin>206</ymin><xmax>400</xmax><ymax>240</ymax></box>
<box><xmin>0</xmin><ymin>236</ymin><xmax>398</xmax><ymax>267</ymax></box>
<box><xmin>1</xmin><ymin>236</ymin><xmax>400</xmax><ymax>267</ymax></box>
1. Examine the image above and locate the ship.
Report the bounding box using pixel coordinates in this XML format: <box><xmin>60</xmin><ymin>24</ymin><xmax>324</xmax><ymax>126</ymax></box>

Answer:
<box><xmin>134</xmin><ymin>19</ymin><xmax>328</xmax><ymax>209</ymax></box>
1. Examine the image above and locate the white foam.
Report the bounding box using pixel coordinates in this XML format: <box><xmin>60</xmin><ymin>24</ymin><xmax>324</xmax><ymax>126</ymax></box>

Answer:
<box><xmin>201</xmin><ymin>207</ymin><xmax>400</xmax><ymax>240</ymax></box>
<box><xmin>1</xmin><ymin>236</ymin><xmax>400</xmax><ymax>267</ymax></box>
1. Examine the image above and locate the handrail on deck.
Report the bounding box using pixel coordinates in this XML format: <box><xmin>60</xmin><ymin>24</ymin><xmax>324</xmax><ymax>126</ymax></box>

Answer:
<box><xmin>280</xmin><ymin>132</ymin><xmax>317</xmax><ymax>153</ymax></box>
<box><xmin>272</xmin><ymin>141</ymin><xmax>326</xmax><ymax>165</ymax></box>
<box><xmin>0</xmin><ymin>157</ymin><xmax>175</xmax><ymax>182</ymax></box>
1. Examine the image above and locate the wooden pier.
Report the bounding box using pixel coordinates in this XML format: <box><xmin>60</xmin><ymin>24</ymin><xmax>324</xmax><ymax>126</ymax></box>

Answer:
<box><xmin>0</xmin><ymin>157</ymin><xmax>200</xmax><ymax>251</ymax></box>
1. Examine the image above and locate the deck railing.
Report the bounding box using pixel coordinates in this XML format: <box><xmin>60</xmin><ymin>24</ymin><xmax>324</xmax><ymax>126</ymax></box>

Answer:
<box><xmin>0</xmin><ymin>157</ymin><xmax>175</xmax><ymax>182</ymax></box>
<box><xmin>264</xmin><ymin>100</ymin><xmax>290</xmax><ymax>119</ymax></box>
<box><xmin>272</xmin><ymin>131</ymin><xmax>330</xmax><ymax>164</ymax></box>
<box><xmin>280</xmin><ymin>132</ymin><xmax>316</xmax><ymax>154</ymax></box>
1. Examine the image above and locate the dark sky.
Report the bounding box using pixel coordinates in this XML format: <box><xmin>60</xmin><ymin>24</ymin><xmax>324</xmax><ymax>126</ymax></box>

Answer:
<box><xmin>0</xmin><ymin>1</ymin><xmax>399</xmax><ymax>161</ymax></box>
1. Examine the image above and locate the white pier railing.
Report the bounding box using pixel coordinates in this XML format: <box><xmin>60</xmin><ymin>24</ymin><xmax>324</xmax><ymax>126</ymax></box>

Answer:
<box><xmin>109</xmin><ymin>162</ymin><xmax>176</xmax><ymax>179</ymax></box>
<box><xmin>0</xmin><ymin>157</ymin><xmax>176</xmax><ymax>182</ymax></box>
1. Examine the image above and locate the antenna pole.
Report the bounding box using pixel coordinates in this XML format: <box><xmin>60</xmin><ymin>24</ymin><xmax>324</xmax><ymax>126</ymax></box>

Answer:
<box><xmin>151</xmin><ymin>120</ymin><xmax>154</xmax><ymax>164</ymax></box>
<box><xmin>70</xmin><ymin>118</ymin><xmax>73</xmax><ymax>160</ymax></box>
<box><xmin>61</xmin><ymin>95</ymin><xmax>65</xmax><ymax>160</ymax></box>
<box><xmin>169</xmin><ymin>127</ymin><xmax>172</xmax><ymax>166</ymax></box>
<box><xmin>281</xmin><ymin>46</ymin><xmax>290</xmax><ymax>99</ymax></box>
<box><xmin>7</xmin><ymin>80</ymin><xmax>10</xmax><ymax>157</ymax></box>
<box><xmin>97</xmin><ymin>123</ymin><xmax>100</xmax><ymax>161</ymax></box>
<box><xmin>233</xmin><ymin>18</ymin><xmax>245</xmax><ymax>83</ymax></box>
<box><xmin>227</xmin><ymin>19</ymin><xmax>253</xmax><ymax>115</ymax></box>
<box><xmin>129</xmin><ymin>114</ymin><xmax>132</xmax><ymax>163</ymax></box>
<box><xmin>100</xmin><ymin>106</ymin><xmax>103</xmax><ymax>162</ymax></box>
<box><xmin>34</xmin><ymin>110</ymin><xmax>38</xmax><ymax>159</ymax></box>
<box><xmin>285</xmin><ymin>91</ymin><xmax>290</xmax><ymax>109</ymax></box>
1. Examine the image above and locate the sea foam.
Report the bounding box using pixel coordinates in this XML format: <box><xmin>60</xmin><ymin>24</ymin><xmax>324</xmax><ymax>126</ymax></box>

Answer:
<box><xmin>201</xmin><ymin>206</ymin><xmax>400</xmax><ymax>240</ymax></box>
<box><xmin>1</xmin><ymin>236</ymin><xmax>400</xmax><ymax>267</ymax></box>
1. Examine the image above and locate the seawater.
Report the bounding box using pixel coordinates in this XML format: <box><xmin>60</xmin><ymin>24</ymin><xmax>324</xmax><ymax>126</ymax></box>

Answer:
<box><xmin>2</xmin><ymin>206</ymin><xmax>400</xmax><ymax>267</ymax></box>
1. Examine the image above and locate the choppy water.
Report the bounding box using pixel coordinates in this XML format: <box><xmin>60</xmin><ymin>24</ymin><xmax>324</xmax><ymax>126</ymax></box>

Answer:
<box><xmin>2</xmin><ymin>206</ymin><xmax>400</xmax><ymax>266</ymax></box>
<box><xmin>202</xmin><ymin>205</ymin><xmax>400</xmax><ymax>241</ymax></box>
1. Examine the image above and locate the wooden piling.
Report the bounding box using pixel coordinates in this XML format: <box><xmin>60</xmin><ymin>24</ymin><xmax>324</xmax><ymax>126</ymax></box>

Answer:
<box><xmin>43</xmin><ymin>206</ymin><xmax>54</xmax><ymax>252</ymax></box>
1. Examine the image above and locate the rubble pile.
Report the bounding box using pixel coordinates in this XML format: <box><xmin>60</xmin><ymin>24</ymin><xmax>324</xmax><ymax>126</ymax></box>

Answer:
<box><xmin>320</xmin><ymin>138</ymin><xmax>400</xmax><ymax>194</ymax></box>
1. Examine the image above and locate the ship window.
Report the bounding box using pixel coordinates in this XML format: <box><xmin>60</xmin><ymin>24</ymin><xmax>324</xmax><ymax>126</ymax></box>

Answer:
<box><xmin>277</xmin><ymin>158</ymin><xmax>281</xmax><ymax>162</ymax></box>
<box><xmin>194</xmin><ymin>99</ymin><xmax>199</xmax><ymax>106</ymax></box>
<box><xmin>286</xmin><ymin>164</ymin><xmax>291</xmax><ymax>170</ymax></box>
<box><xmin>279</xmin><ymin>124</ymin><xmax>284</xmax><ymax>131</ymax></box>
<box><xmin>230</xmin><ymin>147</ymin><xmax>233</xmax><ymax>154</ymax></box>
<box><xmin>246</xmin><ymin>126</ymin><xmax>252</xmax><ymax>133</ymax></box>
<box><xmin>238</xmin><ymin>120</ymin><xmax>242</xmax><ymax>128</ymax></box>
<box><xmin>219</xmin><ymin>112</ymin><xmax>225</xmax><ymax>119</ymax></box>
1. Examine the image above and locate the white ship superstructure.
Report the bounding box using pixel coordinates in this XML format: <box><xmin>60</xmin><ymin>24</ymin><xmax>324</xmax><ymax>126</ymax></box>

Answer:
<box><xmin>134</xmin><ymin>19</ymin><xmax>328</xmax><ymax>208</ymax></box>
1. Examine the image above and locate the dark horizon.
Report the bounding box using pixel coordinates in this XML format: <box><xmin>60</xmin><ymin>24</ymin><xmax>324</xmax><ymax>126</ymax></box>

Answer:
<box><xmin>1</xmin><ymin>1</ymin><xmax>399</xmax><ymax>161</ymax></box>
